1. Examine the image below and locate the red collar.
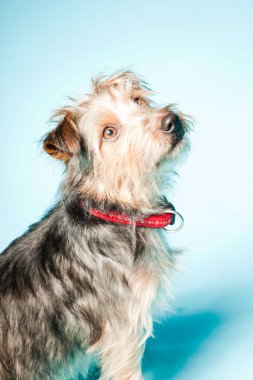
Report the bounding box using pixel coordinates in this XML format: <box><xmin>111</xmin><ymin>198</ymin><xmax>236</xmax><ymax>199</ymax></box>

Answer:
<box><xmin>88</xmin><ymin>208</ymin><xmax>175</xmax><ymax>228</ymax></box>
<box><xmin>76</xmin><ymin>198</ymin><xmax>183</xmax><ymax>230</ymax></box>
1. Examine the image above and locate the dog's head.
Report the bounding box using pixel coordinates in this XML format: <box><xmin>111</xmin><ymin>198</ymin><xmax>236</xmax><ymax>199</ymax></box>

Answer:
<box><xmin>44</xmin><ymin>71</ymin><xmax>190</xmax><ymax>208</ymax></box>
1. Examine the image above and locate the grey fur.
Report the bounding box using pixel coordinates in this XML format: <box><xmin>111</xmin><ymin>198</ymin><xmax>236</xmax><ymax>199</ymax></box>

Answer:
<box><xmin>0</xmin><ymin>197</ymin><xmax>175</xmax><ymax>379</ymax></box>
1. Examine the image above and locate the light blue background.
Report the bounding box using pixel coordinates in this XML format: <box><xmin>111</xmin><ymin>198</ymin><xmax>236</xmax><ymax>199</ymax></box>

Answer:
<box><xmin>1</xmin><ymin>1</ymin><xmax>253</xmax><ymax>379</ymax></box>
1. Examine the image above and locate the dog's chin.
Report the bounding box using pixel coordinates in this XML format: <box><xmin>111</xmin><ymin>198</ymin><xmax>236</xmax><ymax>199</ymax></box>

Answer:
<box><xmin>168</xmin><ymin>135</ymin><xmax>190</xmax><ymax>161</ymax></box>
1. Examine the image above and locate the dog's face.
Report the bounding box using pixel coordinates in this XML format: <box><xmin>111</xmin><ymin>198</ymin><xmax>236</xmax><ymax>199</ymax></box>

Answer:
<box><xmin>44</xmin><ymin>72</ymin><xmax>190</xmax><ymax>207</ymax></box>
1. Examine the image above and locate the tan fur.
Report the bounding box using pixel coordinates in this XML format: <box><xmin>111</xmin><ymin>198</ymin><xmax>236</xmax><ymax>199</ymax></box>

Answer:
<box><xmin>44</xmin><ymin>114</ymin><xmax>81</xmax><ymax>161</ymax></box>
<box><xmin>45</xmin><ymin>71</ymin><xmax>189</xmax><ymax>211</ymax></box>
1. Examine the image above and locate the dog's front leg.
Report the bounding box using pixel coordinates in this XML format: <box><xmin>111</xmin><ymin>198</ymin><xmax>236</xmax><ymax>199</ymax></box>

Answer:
<box><xmin>99</xmin><ymin>336</ymin><xmax>143</xmax><ymax>380</ymax></box>
<box><xmin>89</xmin><ymin>328</ymin><xmax>144</xmax><ymax>380</ymax></box>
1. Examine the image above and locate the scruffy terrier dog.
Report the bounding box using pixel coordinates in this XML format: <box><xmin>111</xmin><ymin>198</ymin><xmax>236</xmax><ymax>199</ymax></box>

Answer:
<box><xmin>0</xmin><ymin>71</ymin><xmax>190</xmax><ymax>380</ymax></box>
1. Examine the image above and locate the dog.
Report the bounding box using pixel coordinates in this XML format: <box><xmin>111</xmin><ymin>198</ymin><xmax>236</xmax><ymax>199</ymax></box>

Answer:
<box><xmin>0</xmin><ymin>71</ymin><xmax>190</xmax><ymax>380</ymax></box>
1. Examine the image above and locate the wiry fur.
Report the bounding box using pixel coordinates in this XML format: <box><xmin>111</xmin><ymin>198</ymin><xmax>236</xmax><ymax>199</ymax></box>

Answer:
<box><xmin>0</xmin><ymin>71</ymin><xmax>190</xmax><ymax>379</ymax></box>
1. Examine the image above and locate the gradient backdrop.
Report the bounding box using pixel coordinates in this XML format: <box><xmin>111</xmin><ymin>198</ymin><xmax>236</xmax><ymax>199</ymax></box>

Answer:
<box><xmin>1</xmin><ymin>1</ymin><xmax>253</xmax><ymax>379</ymax></box>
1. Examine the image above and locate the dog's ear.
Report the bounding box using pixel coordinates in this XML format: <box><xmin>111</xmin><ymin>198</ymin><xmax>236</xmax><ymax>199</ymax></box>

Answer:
<box><xmin>43</xmin><ymin>114</ymin><xmax>81</xmax><ymax>161</ymax></box>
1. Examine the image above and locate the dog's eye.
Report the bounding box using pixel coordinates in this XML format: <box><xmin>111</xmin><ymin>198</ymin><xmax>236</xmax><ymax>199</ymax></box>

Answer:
<box><xmin>133</xmin><ymin>97</ymin><xmax>146</xmax><ymax>107</ymax></box>
<box><xmin>102</xmin><ymin>126</ymin><xmax>118</xmax><ymax>140</ymax></box>
<box><xmin>134</xmin><ymin>97</ymin><xmax>142</xmax><ymax>105</ymax></box>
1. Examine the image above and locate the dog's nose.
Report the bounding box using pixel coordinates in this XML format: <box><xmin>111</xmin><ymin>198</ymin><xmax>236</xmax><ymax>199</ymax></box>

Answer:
<box><xmin>160</xmin><ymin>113</ymin><xmax>183</xmax><ymax>135</ymax></box>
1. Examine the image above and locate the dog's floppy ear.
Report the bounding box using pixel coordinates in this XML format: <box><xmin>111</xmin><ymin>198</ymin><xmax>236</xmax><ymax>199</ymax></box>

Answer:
<box><xmin>43</xmin><ymin>114</ymin><xmax>81</xmax><ymax>161</ymax></box>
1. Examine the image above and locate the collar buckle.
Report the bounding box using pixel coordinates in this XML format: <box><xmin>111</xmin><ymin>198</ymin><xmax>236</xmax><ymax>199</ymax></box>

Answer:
<box><xmin>163</xmin><ymin>209</ymin><xmax>184</xmax><ymax>233</ymax></box>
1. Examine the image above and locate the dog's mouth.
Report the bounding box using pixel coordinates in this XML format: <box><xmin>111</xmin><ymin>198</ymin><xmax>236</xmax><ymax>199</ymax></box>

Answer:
<box><xmin>171</xmin><ymin>127</ymin><xmax>185</xmax><ymax>150</ymax></box>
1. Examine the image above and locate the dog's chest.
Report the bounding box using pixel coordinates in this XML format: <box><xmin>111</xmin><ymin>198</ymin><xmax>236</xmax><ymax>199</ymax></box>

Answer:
<box><xmin>128</xmin><ymin>229</ymin><xmax>172</xmax><ymax>329</ymax></box>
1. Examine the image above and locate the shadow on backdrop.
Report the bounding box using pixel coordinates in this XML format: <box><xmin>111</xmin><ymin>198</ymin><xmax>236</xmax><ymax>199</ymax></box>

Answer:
<box><xmin>142</xmin><ymin>311</ymin><xmax>221</xmax><ymax>379</ymax></box>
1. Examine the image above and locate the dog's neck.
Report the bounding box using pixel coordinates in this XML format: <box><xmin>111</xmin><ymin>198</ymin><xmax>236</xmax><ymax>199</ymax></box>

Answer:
<box><xmin>62</xmin><ymin>164</ymin><xmax>171</xmax><ymax>214</ymax></box>
<box><xmin>63</xmin><ymin>191</ymin><xmax>175</xmax><ymax>220</ymax></box>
